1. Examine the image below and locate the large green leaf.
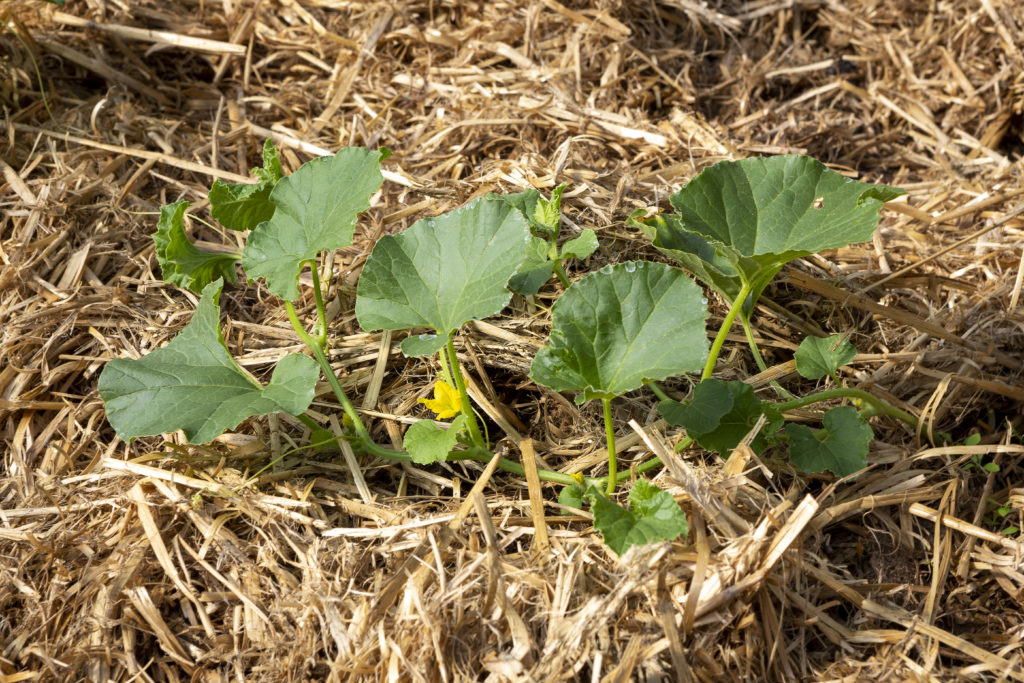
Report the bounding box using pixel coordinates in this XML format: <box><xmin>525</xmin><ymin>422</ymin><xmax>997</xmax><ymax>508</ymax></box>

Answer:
<box><xmin>785</xmin><ymin>405</ymin><xmax>872</xmax><ymax>477</ymax></box>
<box><xmin>659</xmin><ymin>378</ymin><xmax>783</xmax><ymax>455</ymax></box>
<box><xmin>98</xmin><ymin>279</ymin><xmax>319</xmax><ymax>443</ymax></box>
<box><xmin>241</xmin><ymin>147</ymin><xmax>384</xmax><ymax>301</ymax></box>
<box><xmin>153</xmin><ymin>201</ymin><xmax>241</xmax><ymax>293</ymax></box>
<box><xmin>635</xmin><ymin>156</ymin><xmax>905</xmax><ymax>314</ymax></box>
<box><xmin>208</xmin><ymin>139</ymin><xmax>284</xmax><ymax>233</ymax></box>
<box><xmin>794</xmin><ymin>334</ymin><xmax>857</xmax><ymax>380</ymax></box>
<box><xmin>354</xmin><ymin>196</ymin><xmax>531</xmax><ymax>356</ymax></box>
<box><xmin>587</xmin><ymin>479</ymin><xmax>689</xmax><ymax>556</ymax></box>
<box><xmin>530</xmin><ymin>262</ymin><xmax>708</xmax><ymax>403</ymax></box>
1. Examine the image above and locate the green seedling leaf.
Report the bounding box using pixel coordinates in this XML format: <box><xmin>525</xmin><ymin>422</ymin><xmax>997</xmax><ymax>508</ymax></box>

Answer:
<box><xmin>491</xmin><ymin>188</ymin><xmax>544</xmax><ymax>232</ymax></box>
<box><xmin>635</xmin><ymin>156</ymin><xmax>905</xmax><ymax>315</ymax></box>
<box><xmin>530</xmin><ymin>262</ymin><xmax>708</xmax><ymax>403</ymax></box>
<box><xmin>98</xmin><ymin>279</ymin><xmax>319</xmax><ymax>444</ymax></box>
<box><xmin>403</xmin><ymin>414</ymin><xmax>467</xmax><ymax>464</ymax></box>
<box><xmin>208</xmin><ymin>139</ymin><xmax>284</xmax><ymax>232</ymax></box>
<box><xmin>587</xmin><ymin>479</ymin><xmax>688</xmax><ymax>556</ymax></box>
<box><xmin>559</xmin><ymin>229</ymin><xmax>598</xmax><ymax>260</ymax></box>
<box><xmin>153</xmin><ymin>201</ymin><xmax>241</xmax><ymax>293</ymax></box>
<box><xmin>355</xmin><ymin>196</ymin><xmax>531</xmax><ymax>356</ymax></box>
<box><xmin>558</xmin><ymin>482</ymin><xmax>586</xmax><ymax>514</ymax></box>
<box><xmin>534</xmin><ymin>183</ymin><xmax>567</xmax><ymax>235</ymax></box>
<box><xmin>242</xmin><ymin>147</ymin><xmax>384</xmax><ymax>301</ymax></box>
<box><xmin>795</xmin><ymin>334</ymin><xmax>858</xmax><ymax>379</ymax></box>
<box><xmin>509</xmin><ymin>236</ymin><xmax>556</xmax><ymax>296</ymax></box>
<box><xmin>659</xmin><ymin>378</ymin><xmax>783</xmax><ymax>455</ymax></box>
<box><xmin>786</xmin><ymin>405</ymin><xmax>872</xmax><ymax>477</ymax></box>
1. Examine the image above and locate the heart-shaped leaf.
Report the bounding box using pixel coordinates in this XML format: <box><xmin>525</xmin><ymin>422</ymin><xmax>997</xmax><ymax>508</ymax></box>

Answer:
<box><xmin>530</xmin><ymin>262</ymin><xmax>708</xmax><ymax>403</ymax></box>
<box><xmin>785</xmin><ymin>405</ymin><xmax>872</xmax><ymax>476</ymax></box>
<box><xmin>403</xmin><ymin>415</ymin><xmax>467</xmax><ymax>464</ymax></box>
<box><xmin>208</xmin><ymin>138</ymin><xmax>284</xmax><ymax>232</ymax></box>
<box><xmin>659</xmin><ymin>378</ymin><xmax>783</xmax><ymax>455</ymax></box>
<box><xmin>587</xmin><ymin>479</ymin><xmax>688</xmax><ymax>556</ymax></box>
<box><xmin>241</xmin><ymin>147</ymin><xmax>385</xmax><ymax>301</ymax></box>
<box><xmin>153</xmin><ymin>201</ymin><xmax>241</xmax><ymax>293</ymax></box>
<box><xmin>636</xmin><ymin>156</ymin><xmax>905</xmax><ymax>314</ymax></box>
<box><xmin>794</xmin><ymin>334</ymin><xmax>857</xmax><ymax>379</ymax></box>
<box><xmin>98</xmin><ymin>279</ymin><xmax>319</xmax><ymax>443</ymax></box>
<box><xmin>354</xmin><ymin>196</ymin><xmax>531</xmax><ymax>356</ymax></box>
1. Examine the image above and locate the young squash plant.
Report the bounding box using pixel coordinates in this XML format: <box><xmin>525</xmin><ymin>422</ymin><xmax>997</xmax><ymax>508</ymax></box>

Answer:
<box><xmin>98</xmin><ymin>144</ymin><xmax>912</xmax><ymax>558</ymax></box>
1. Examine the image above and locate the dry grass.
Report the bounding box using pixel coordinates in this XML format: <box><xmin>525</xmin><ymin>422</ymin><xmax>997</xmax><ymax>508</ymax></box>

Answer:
<box><xmin>3</xmin><ymin>0</ymin><xmax>1024</xmax><ymax>680</ymax></box>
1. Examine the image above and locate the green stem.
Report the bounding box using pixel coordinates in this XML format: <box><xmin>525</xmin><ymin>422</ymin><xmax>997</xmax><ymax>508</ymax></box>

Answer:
<box><xmin>445</xmin><ymin>336</ymin><xmax>486</xmax><ymax>448</ymax></box>
<box><xmin>603</xmin><ymin>397</ymin><xmax>617</xmax><ymax>496</ymax></box>
<box><xmin>740</xmin><ymin>315</ymin><xmax>796</xmax><ymax>400</ymax></box>
<box><xmin>286</xmin><ymin>301</ymin><xmax>373</xmax><ymax>444</ymax></box>
<box><xmin>552</xmin><ymin>259</ymin><xmax>571</xmax><ymax>288</ymax></box>
<box><xmin>702</xmin><ymin>281</ymin><xmax>751</xmax><ymax>380</ymax></box>
<box><xmin>308</xmin><ymin>260</ymin><xmax>328</xmax><ymax>350</ymax></box>
<box><xmin>647</xmin><ymin>381</ymin><xmax>672</xmax><ymax>403</ymax></box>
<box><xmin>776</xmin><ymin>387</ymin><xmax>919</xmax><ymax>429</ymax></box>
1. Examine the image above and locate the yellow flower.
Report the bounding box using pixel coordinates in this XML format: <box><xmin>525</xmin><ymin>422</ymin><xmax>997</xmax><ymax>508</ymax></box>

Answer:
<box><xmin>419</xmin><ymin>380</ymin><xmax>461</xmax><ymax>419</ymax></box>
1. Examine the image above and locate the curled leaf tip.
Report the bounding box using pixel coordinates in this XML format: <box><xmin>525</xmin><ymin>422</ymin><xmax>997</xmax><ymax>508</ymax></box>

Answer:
<box><xmin>419</xmin><ymin>380</ymin><xmax>461</xmax><ymax>419</ymax></box>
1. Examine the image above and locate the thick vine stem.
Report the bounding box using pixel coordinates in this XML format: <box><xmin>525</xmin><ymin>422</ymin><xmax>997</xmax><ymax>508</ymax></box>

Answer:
<box><xmin>776</xmin><ymin>387</ymin><xmax>919</xmax><ymax>429</ymax></box>
<box><xmin>702</xmin><ymin>281</ymin><xmax>751</xmax><ymax>380</ymax></box>
<box><xmin>603</xmin><ymin>397</ymin><xmax>617</xmax><ymax>495</ymax></box>
<box><xmin>552</xmin><ymin>260</ymin><xmax>571</xmax><ymax>288</ymax></box>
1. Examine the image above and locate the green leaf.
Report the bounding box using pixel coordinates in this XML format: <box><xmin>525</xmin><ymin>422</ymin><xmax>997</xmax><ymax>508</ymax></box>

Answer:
<box><xmin>355</xmin><ymin>196</ymin><xmax>531</xmax><ymax>355</ymax></box>
<box><xmin>794</xmin><ymin>334</ymin><xmax>857</xmax><ymax>379</ymax></box>
<box><xmin>241</xmin><ymin>147</ymin><xmax>385</xmax><ymax>301</ymax></box>
<box><xmin>403</xmin><ymin>414</ymin><xmax>467</xmax><ymax>464</ymax></box>
<box><xmin>635</xmin><ymin>156</ymin><xmax>905</xmax><ymax>314</ymax></box>
<box><xmin>558</xmin><ymin>482</ymin><xmax>586</xmax><ymax>514</ymax></box>
<box><xmin>309</xmin><ymin>425</ymin><xmax>341</xmax><ymax>452</ymax></box>
<box><xmin>559</xmin><ymin>229</ymin><xmax>598</xmax><ymax>260</ymax></box>
<box><xmin>490</xmin><ymin>188</ymin><xmax>547</xmax><ymax>233</ymax></box>
<box><xmin>785</xmin><ymin>405</ymin><xmax>872</xmax><ymax>476</ymax></box>
<box><xmin>208</xmin><ymin>139</ymin><xmax>285</xmax><ymax>232</ymax></box>
<box><xmin>587</xmin><ymin>479</ymin><xmax>688</xmax><ymax>556</ymax></box>
<box><xmin>98</xmin><ymin>280</ymin><xmax>319</xmax><ymax>444</ymax></box>
<box><xmin>534</xmin><ymin>183</ymin><xmax>567</xmax><ymax>235</ymax></box>
<box><xmin>659</xmin><ymin>378</ymin><xmax>782</xmax><ymax>455</ymax></box>
<box><xmin>508</xmin><ymin>236</ymin><xmax>556</xmax><ymax>296</ymax></box>
<box><xmin>153</xmin><ymin>201</ymin><xmax>241</xmax><ymax>293</ymax></box>
<box><xmin>530</xmin><ymin>262</ymin><xmax>708</xmax><ymax>402</ymax></box>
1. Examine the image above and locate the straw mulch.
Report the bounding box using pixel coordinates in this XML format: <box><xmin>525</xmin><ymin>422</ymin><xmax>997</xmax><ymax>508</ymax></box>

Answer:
<box><xmin>3</xmin><ymin>0</ymin><xmax>1024</xmax><ymax>680</ymax></box>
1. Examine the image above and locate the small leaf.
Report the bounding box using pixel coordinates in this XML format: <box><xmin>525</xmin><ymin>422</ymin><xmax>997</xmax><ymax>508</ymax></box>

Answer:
<box><xmin>403</xmin><ymin>414</ymin><xmax>467</xmax><ymax>464</ymax></box>
<box><xmin>355</xmin><ymin>196</ymin><xmax>531</xmax><ymax>351</ymax></box>
<box><xmin>208</xmin><ymin>139</ymin><xmax>285</xmax><ymax>232</ymax></box>
<box><xmin>786</xmin><ymin>405</ymin><xmax>872</xmax><ymax>477</ymax></box>
<box><xmin>533</xmin><ymin>183</ymin><xmax>567</xmax><ymax>235</ymax></box>
<box><xmin>795</xmin><ymin>334</ymin><xmax>858</xmax><ymax>379</ymax></box>
<box><xmin>242</xmin><ymin>147</ymin><xmax>385</xmax><ymax>301</ymax></box>
<box><xmin>636</xmin><ymin>156</ymin><xmax>905</xmax><ymax>315</ymax></box>
<box><xmin>558</xmin><ymin>483</ymin><xmax>586</xmax><ymax>514</ymax></box>
<box><xmin>309</xmin><ymin>425</ymin><xmax>341</xmax><ymax>452</ymax></box>
<box><xmin>98</xmin><ymin>280</ymin><xmax>319</xmax><ymax>444</ymax></box>
<box><xmin>559</xmin><ymin>229</ymin><xmax>598</xmax><ymax>260</ymax></box>
<box><xmin>659</xmin><ymin>378</ymin><xmax>782</xmax><ymax>455</ymax></box>
<box><xmin>418</xmin><ymin>380</ymin><xmax>461</xmax><ymax>419</ymax></box>
<box><xmin>152</xmin><ymin>201</ymin><xmax>240</xmax><ymax>293</ymax></box>
<box><xmin>490</xmin><ymin>188</ymin><xmax>549</xmax><ymax>233</ymax></box>
<box><xmin>587</xmin><ymin>479</ymin><xmax>688</xmax><ymax>556</ymax></box>
<box><xmin>530</xmin><ymin>262</ymin><xmax>708</xmax><ymax>402</ymax></box>
<box><xmin>508</xmin><ymin>236</ymin><xmax>556</xmax><ymax>296</ymax></box>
